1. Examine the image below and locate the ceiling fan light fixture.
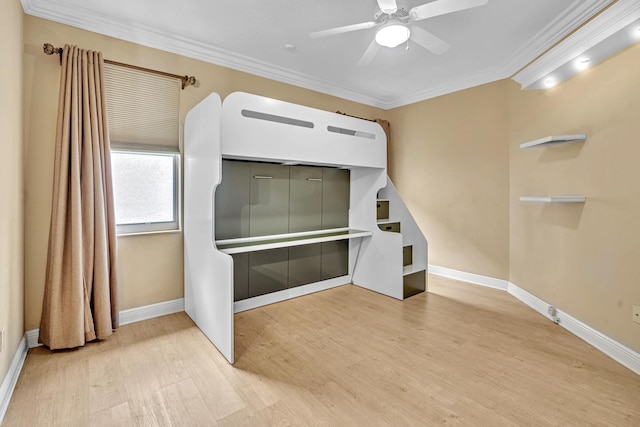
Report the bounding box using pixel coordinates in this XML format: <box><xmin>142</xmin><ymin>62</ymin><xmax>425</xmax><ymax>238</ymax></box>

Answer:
<box><xmin>375</xmin><ymin>24</ymin><xmax>410</xmax><ymax>48</ymax></box>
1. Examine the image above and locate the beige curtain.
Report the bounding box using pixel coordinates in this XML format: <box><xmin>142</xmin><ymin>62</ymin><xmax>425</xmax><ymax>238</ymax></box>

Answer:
<box><xmin>39</xmin><ymin>45</ymin><xmax>119</xmax><ymax>350</ymax></box>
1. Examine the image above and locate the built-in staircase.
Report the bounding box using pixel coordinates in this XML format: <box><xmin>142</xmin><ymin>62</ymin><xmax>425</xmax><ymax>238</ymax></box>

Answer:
<box><xmin>377</xmin><ymin>178</ymin><xmax>428</xmax><ymax>298</ymax></box>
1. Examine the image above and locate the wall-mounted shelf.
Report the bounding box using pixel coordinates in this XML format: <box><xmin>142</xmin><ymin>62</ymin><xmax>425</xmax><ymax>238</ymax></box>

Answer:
<box><xmin>520</xmin><ymin>196</ymin><xmax>586</xmax><ymax>203</ymax></box>
<box><xmin>215</xmin><ymin>227</ymin><xmax>371</xmax><ymax>254</ymax></box>
<box><xmin>519</xmin><ymin>134</ymin><xmax>587</xmax><ymax>149</ymax></box>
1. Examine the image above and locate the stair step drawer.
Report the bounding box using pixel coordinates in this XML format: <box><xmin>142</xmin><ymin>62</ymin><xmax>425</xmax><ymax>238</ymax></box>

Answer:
<box><xmin>376</xmin><ymin>200</ymin><xmax>389</xmax><ymax>220</ymax></box>
<box><xmin>403</xmin><ymin>245</ymin><xmax>413</xmax><ymax>267</ymax></box>
<box><xmin>378</xmin><ymin>222</ymin><xmax>400</xmax><ymax>233</ymax></box>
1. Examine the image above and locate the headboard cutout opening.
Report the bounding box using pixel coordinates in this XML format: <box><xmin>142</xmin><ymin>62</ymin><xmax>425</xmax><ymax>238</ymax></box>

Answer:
<box><xmin>241</xmin><ymin>109</ymin><xmax>314</xmax><ymax>129</ymax></box>
<box><xmin>327</xmin><ymin>125</ymin><xmax>375</xmax><ymax>140</ymax></box>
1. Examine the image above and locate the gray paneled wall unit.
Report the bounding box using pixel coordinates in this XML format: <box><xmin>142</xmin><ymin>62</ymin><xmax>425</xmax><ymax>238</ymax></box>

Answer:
<box><xmin>216</xmin><ymin>160</ymin><xmax>350</xmax><ymax>300</ymax></box>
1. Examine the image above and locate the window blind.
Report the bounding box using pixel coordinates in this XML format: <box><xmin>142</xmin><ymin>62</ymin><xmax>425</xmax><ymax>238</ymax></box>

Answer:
<box><xmin>104</xmin><ymin>63</ymin><xmax>180</xmax><ymax>152</ymax></box>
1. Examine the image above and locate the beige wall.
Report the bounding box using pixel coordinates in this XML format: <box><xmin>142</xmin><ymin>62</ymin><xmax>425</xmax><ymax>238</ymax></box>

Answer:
<box><xmin>0</xmin><ymin>0</ymin><xmax>24</xmax><ymax>381</ymax></box>
<box><xmin>386</xmin><ymin>81</ymin><xmax>510</xmax><ymax>280</ymax></box>
<box><xmin>509</xmin><ymin>43</ymin><xmax>640</xmax><ymax>353</ymax></box>
<box><xmin>22</xmin><ymin>16</ymin><xmax>386</xmax><ymax>330</ymax></box>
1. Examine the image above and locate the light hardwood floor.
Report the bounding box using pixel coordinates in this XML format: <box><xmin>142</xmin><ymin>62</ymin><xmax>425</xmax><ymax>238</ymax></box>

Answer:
<box><xmin>4</xmin><ymin>275</ymin><xmax>640</xmax><ymax>426</ymax></box>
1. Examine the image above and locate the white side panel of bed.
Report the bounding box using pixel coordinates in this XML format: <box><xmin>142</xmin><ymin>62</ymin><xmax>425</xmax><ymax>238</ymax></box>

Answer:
<box><xmin>350</xmin><ymin>168</ymin><xmax>404</xmax><ymax>300</ymax></box>
<box><xmin>184</xmin><ymin>93</ymin><xmax>235</xmax><ymax>363</ymax></box>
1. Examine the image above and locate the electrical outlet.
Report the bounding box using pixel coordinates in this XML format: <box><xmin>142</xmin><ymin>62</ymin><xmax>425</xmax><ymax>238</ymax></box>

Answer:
<box><xmin>633</xmin><ymin>305</ymin><xmax>640</xmax><ymax>325</ymax></box>
<box><xmin>547</xmin><ymin>306</ymin><xmax>560</xmax><ymax>324</ymax></box>
<box><xmin>0</xmin><ymin>328</ymin><xmax>4</xmax><ymax>352</ymax></box>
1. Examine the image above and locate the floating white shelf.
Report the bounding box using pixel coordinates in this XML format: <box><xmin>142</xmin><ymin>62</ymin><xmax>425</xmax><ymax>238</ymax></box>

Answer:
<box><xmin>215</xmin><ymin>227</ymin><xmax>372</xmax><ymax>254</ymax></box>
<box><xmin>520</xmin><ymin>195</ymin><xmax>586</xmax><ymax>203</ymax></box>
<box><xmin>519</xmin><ymin>134</ymin><xmax>587</xmax><ymax>149</ymax></box>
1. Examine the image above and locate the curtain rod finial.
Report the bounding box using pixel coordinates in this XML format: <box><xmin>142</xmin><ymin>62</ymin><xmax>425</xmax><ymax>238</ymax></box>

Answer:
<box><xmin>182</xmin><ymin>75</ymin><xmax>197</xmax><ymax>90</ymax></box>
<box><xmin>43</xmin><ymin>43</ymin><xmax>61</xmax><ymax>55</ymax></box>
<box><xmin>44</xmin><ymin>43</ymin><xmax>63</xmax><ymax>64</ymax></box>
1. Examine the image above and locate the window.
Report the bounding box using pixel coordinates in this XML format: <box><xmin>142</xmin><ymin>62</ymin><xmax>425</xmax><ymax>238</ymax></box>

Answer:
<box><xmin>104</xmin><ymin>63</ymin><xmax>181</xmax><ymax>235</ymax></box>
<box><xmin>111</xmin><ymin>150</ymin><xmax>180</xmax><ymax>234</ymax></box>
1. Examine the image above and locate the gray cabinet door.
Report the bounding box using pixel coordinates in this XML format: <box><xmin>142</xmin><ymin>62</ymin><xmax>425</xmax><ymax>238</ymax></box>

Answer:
<box><xmin>289</xmin><ymin>166</ymin><xmax>323</xmax><ymax>232</ymax></box>
<box><xmin>321</xmin><ymin>168</ymin><xmax>350</xmax><ymax>229</ymax></box>
<box><xmin>289</xmin><ymin>243</ymin><xmax>322</xmax><ymax>288</ymax></box>
<box><xmin>321</xmin><ymin>240</ymin><xmax>349</xmax><ymax>280</ymax></box>
<box><xmin>321</xmin><ymin>168</ymin><xmax>350</xmax><ymax>280</ymax></box>
<box><xmin>215</xmin><ymin>160</ymin><xmax>251</xmax><ymax>240</ymax></box>
<box><xmin>248</xmin><ymin>248</ymin><xmax>289</xmax><ymax>297</ymax></box>
<box><xmin>249</xmin><ymin>163</ymin><xmax>290</xmax><ymax>237</ymax></box>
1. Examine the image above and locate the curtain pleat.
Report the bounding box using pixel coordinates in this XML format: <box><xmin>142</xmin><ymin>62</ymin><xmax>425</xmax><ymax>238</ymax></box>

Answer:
<box><xmin>40</xmin><ymin>45</ymin><xmax>119</xmax><ymax>350</ymax></box>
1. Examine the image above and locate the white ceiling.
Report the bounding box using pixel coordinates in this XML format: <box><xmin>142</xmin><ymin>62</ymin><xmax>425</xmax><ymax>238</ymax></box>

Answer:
<box><xmin>22</xmin><ymin>0</ymin><xmax>616</xmax><ymax>109</ymax></box>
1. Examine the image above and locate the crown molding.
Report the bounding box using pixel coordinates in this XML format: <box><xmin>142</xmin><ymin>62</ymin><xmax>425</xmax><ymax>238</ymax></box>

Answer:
<box><xmin>21</xmin><ymin>0</ymin><xmax>390</xmax><ymax>108</ymax></box>
<box><xmin>500</xmin><ymin>0</ymin><xmax>613</xmax><ymax>76</ymax></box>
<box><xmin>383</xmin><ymin>0</ymin><xmax>610</xmax><ymax>110</ymax></box>
<box><xmin>21</xmin><ymin>0</ymin><xmax>617</xmax><ymax>110</ymax></box>
<box><xmin>513</xmin><ymin>0</ymin><xmax>640</xmax><ymax>88</ymax></box>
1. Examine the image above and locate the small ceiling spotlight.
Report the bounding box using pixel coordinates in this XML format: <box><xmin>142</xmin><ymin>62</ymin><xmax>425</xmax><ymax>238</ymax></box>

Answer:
<box><xmin>575</xmin><ymin>57</ymin><xmax>591</xmax><ymax>70</ymax></box>
<box><xmin>544</xmin><ymin>78</ymin><xmax>557</xmax><ymax>88</ymax></box>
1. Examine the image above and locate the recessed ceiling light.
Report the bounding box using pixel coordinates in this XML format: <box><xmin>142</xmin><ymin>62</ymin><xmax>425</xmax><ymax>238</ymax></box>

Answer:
<box><xmin>284</xmin><ymin>44</ymin><xmax>296</xmax><ymax>52</ymax></box>
<box><xmin>544</xmin><ymin>78</ymin><xmax>557</xmax><ymax>88</ymax></box>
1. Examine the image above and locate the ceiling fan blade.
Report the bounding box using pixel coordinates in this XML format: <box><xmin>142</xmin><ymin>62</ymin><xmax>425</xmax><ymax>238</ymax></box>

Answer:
<box><xmin>409</xmin><ymin>26</ymin><xmax>450</xmax><ymax>55</ymax></box>
<box><xmin>377</xmin><ymin>0</ymin><xmax>398</xmax><ymax>14</ymax></box>
<box><xmin>310</xmin><ymin>21</ymin><xmax>377</xmax><ymax>39</ymax></box>
<box><xmin>409</xmin><ymin>0</ymin><xmax>488</xmax><ymax>21</ymax></box>
<box><xmin>357</xmin><ymin>40</ymin><xmax>381</xmax><ymax>66</ymax></box>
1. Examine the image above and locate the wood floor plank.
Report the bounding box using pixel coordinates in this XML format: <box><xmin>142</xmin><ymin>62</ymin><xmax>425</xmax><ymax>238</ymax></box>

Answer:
<box><xmin>4</xmin><ymin>275</ymin><xmax>640</xmax><ymax>426</ymax></box>
<box><xmin>158</xmin><ymin>378</ymin><xmax>217</xmax><ymax>426</ymax></box>
<box><xmin>91</xmin><ymin>402</ymin><xmax>133</xmax><ymax>427</ymax></box>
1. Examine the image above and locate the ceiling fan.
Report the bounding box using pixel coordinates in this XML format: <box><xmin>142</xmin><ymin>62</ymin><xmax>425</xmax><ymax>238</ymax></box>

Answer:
<box><xmin>309</xmin><ymin>0</ymin><xmax>488</xmax><ymax>66</ymax></box>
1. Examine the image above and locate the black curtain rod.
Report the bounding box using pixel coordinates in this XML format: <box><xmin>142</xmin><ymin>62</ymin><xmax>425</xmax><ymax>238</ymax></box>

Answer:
<box><xmin>335</xmin><ymin>110</ymin><xmax>377</xmax><ymax>122</ymax></box>
<box><xmin>43</xmin><ymin>43</ymin><xmax>197</xmax><ymax>89</ymax></box>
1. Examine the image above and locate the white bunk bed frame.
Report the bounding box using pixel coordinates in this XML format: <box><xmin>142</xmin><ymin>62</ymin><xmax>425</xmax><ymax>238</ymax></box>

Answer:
<box><xmin>184</xmin><ymin>92</ymin><xmax>426</xmax><ymax>363</ymax></box>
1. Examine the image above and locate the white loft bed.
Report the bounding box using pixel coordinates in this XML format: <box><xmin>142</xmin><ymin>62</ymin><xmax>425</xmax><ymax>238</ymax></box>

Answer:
<box><xmin>184</xmin><ymin>92</ymin><xmax>427</xmax><ymax>363</ymax></box>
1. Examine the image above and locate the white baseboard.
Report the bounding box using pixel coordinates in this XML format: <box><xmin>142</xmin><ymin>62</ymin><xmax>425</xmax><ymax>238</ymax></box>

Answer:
<box><xmin>428</xmin><ymin>265</ymin><xmax>509</xmax><ymax>291</ymax></box>
<box><xmin>119</xmin><ymin>298</ymin><xmax>184</xmax><ymax>326</ymax></box>
<box><xmin>25</xmin><ymin>329</ymin><xmax>39</xmax><ymax>349</ymax></box>
<box><xmin>0</xmin><ymin>336</ymin><xmax>28</xmax><ymax>425</ymax></box>
<box><xmin>507</xmin><ymin>282</ymin><xmax>640</xmax><ymax>376</ymax></box>
<box><xmin>429</xmin><ymin>264</ymin><xmax>640</xmax><ymax>376</ymax></box>
<box><xmin>25</xmin><ymin>298</ymin><xmax>185</xmax><ymax>348</ymax></box>
<box><xmin>507</xmin><ymin>282</ymin><xmax>555</xmax><ymax>321</ymax></box>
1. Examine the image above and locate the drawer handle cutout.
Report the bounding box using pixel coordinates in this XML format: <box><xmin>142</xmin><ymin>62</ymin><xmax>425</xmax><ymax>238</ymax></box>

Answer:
<box><xmin>306</xmin><ymin>178</ymin><xmax>322</xmax><ymax>181</ymax></box>
<box><xmin>253</xmin><ymin>175</ymin><xmax>272</xmax><ymax>179</ymax></box>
